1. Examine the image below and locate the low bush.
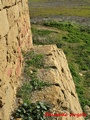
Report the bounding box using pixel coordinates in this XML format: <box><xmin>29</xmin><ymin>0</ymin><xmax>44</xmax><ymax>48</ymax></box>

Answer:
<box><xmin>14</xmin><ymin>102</ymin><xmax>50</xmax><ymax>120</ymax></box>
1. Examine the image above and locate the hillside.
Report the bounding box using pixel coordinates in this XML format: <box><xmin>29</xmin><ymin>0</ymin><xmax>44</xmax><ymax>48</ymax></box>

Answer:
<box><xmin>28</xmin><ymin>0</ymin><xmax>90</xmax><ymax>119</ymax></box>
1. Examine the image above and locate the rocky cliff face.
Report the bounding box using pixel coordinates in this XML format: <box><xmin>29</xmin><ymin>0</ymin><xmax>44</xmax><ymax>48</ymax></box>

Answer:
<box><xmin>31</xmin><ymin>45</ymin><xmax>84</xmax><ymax>120</ymax></box>
<box><xmin>0</xmin><ymin>0</ymin><xmax>32</xmax><ymax>119</ymax></box>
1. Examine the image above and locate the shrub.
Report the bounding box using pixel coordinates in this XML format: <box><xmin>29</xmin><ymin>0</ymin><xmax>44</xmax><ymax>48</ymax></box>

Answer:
<box><xmin>14</xmin><ymin>102</ymin><xmax>50</xmax><ymax>120</ymax></box>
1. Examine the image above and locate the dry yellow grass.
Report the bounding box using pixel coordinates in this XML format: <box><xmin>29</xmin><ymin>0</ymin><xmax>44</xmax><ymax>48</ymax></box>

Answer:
<box><xmin>30</xmin><ymin>6</ymin><xmax>90</xmax><ymax>18</ymax></box>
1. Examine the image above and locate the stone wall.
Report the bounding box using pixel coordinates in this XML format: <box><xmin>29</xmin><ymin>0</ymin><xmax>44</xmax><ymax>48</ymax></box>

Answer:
<box><xmin>31</xmin><ymin>45</ymin><xmax>84</xmax><ymax>120</ymax></box>
<box><xmin>0</xmin><ymin>0</ymin><xmax>32</xmax><ymax>119</ymax></box>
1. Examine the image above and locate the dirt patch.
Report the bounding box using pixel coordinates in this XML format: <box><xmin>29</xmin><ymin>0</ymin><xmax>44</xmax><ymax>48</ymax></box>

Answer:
<box><xmin>32</xmin><ymin>24</ymin><xmax>68</xmax><ymax>34</ymax></box>
<box><xmin>31</xmin><ymin>15</ymin><xmax>90</xmax><ymax>26</ymax></box>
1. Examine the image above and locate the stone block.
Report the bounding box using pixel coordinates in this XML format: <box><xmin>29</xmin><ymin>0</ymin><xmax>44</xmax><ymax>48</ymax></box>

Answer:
<box><xmin>0</xmin><ymin>37</ymin><xmax>7</xmax><ymax>71</ymax></box>
<box><xmin>22</xmin><ymin>0</ymin><xmax>28</xmax><ymax>13</ymax></box>
<box><xmin>18</xmin><ymin>2</ymin><xmax>23</xmax><ymax>16</ymax></box>
<box><xmin>0</xmin><ymin>0</ymin><xmax>32</xmax><ymax>119</ymax></box>
<box><xmin>15</xmin><ymin>58</ymin><xmax>21</xmax><ymax>76</ymax></box>
<box><xmin>2</xmin><ymin>0</ymin><xmax>15</xmax><ymax>7</ymax></box>
<box><xmin>7</xmin><ymin>4</ymin><xmax>19</xmax><ymax>27</ymax></box>
<box><xmin>16</xmin><ymin>0</ymin><xmax>21</xmax><ymax>3</ymax></box>
<box><xmin>0</xmin><ymin>0</ymin><xmax>3</xmax><ymax>10</ymax></box>
<box><xmin>7</xmin><ymin>24</ymin><xmax>18</xmax><ymax>45</ymax></box>
<box><xmin>0</xmin><ymin>9</ymin><xmax>9</xmax><ymax>38</ymax></box>
<box><xmin>2</xmin><ymin>83</ymin><xmax>14</xmax><ymax>120</ymax></box>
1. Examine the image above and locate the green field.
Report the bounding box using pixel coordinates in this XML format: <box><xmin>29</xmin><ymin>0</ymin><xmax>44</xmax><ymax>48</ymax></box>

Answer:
<box><xmin>30</xmin><ymin>6</ymin><xmax>90</xmax><ymax>18</ymax></box>
<box><xmin>29</xmin><ymin>0</ymin><xmax>90</xmax><ymax>18</ymax></box>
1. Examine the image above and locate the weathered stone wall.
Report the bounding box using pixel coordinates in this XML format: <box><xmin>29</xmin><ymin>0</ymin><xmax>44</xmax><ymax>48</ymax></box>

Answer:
<box><xmin>0</xmin><ymin>0</ymin><xmax>32</xmax><ymax>119</ymax></box>
<box><xmin>31</xmin><ymin>45</ymin><xmax>84</xmax><ymax>120</ymax></box>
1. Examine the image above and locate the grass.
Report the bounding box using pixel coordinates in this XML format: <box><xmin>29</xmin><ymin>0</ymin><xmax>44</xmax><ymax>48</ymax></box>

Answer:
<box><xmin>32</xmin><ymin>28</ymin><xmax>52</xmax><ymax>37</ymax></box>
<box><xmin>26</xmin><ymin>54</ymin><xmax>44</xmax><ymax>68</ymax></box>
<box><xmin>29</xmin><ymin>0</ymin><xmax>90</xmax><ymax>18</ymax></box>
<box><xmin>30</xmin><ymin>6</ymin><xmax>90</xmax><ymax>18</ymax></box>
<box><xmin>15</xmin><ymin>51</ymin><xmax>52</xmax><ymax>119</ymax></box>
<box><xmin>23</xmin><ymin>51</ymin><xmax>44</xmax><ymax>78</ymax></box>
<box><xmin>17</xmin><ymin>51</ymin><xmax>51</xmax><ymax>104</ymax></box>
<box><xmin>31</xmin><ymin>21</ymin><xmax>90</xmax><ymax>110</ymax></box>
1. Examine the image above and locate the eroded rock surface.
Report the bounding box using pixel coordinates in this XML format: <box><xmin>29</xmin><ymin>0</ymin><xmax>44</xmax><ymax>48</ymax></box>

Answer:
<box><xmin>0</xmin><ymin>0</ymin><xmax>32</xmax><ymax>119</ymax></box>
<box><xmin>30</xmin><ymin>45</ymin><xmax>84</xmax><ymax>120</ymax></box>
